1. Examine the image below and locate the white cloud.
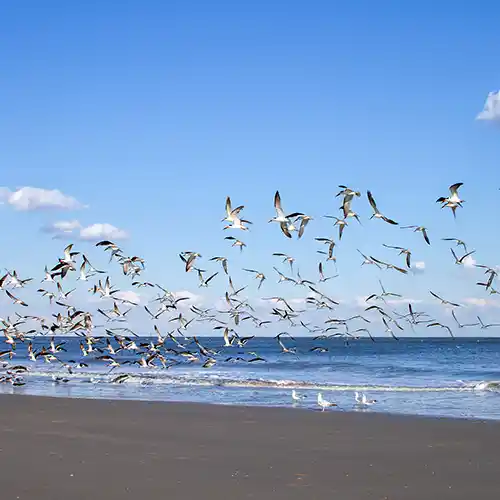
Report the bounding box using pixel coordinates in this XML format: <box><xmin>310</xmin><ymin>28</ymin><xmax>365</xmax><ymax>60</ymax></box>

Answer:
<box><xmin>463</xmin><ymin>297</ymin><xmax>500</xmax><ymax>308</ymax></box>
<box><xmin>355</xmin><ymin>296</ymin><xmax>369</xmax><ymax>307</ymax></box>
<box><xmin>476</xmin><ymin>91</ymin><xmax>500</xmax><ymax>121</ymax></box>
<box><xmin>386</xmin><ymin>298</ymin><xmax>423</xmax><ymax>305</ymax></box>
<box><xmin>79</xmin><ymin>223</ymin><xmax>128</xmax><ymax>241</ymax></box>
<box><xmin>463</xmin><ymin>255</ymin><xmax>477</xmax><ymax>269</ymax></box>
<box><xmin>42</xmin><ymin>220</ymin><xmax>82</xmax><ymax>237</ymax></box>
<box><xmin>173</xmin><ymin>290</ymin><xmax>202</xmax><ymax>301</ymax></box>
<box><xmin>114</xmin><ymin>290</ymin><xmax>141</xmax><ymax>305</ymax></box>
<box><xmin>0</xmin><ymin>187</ymin><xmax>10</xmax><ymax>204</ymax></box>
<box><xmin>411</xmin><ymin>261</ymin><xmax>426</xmax><ymax>275</ymax></box>
<box><xmin>1</xmin><ymin>187</ymin><xmax>85</xmax><ymax>211</ymax></box>
<box><xmin>41</xmin><ymin>220</ymin><xmax>128</xmax><ymax>241</ymax></box>
<box><xmin>288</xmin><ymin>298</ymin><xmax>307</xmax><ymax>306</ymax></box>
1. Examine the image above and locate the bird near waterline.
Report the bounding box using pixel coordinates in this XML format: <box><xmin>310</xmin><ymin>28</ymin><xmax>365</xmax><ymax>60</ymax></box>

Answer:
<box><xmin>292</xmin><ymin>390</ymin><xmax>306</xmax><ymax>402</ymax></box>
<box><xmin>317</xmin><ymin>392</ymin><xmax>337</xmax><ymax>411</ymax></box>
<box><xmin>355</xmin><ymin>392</ymin><xmax>377</xmax><ymax>407</ymax></box>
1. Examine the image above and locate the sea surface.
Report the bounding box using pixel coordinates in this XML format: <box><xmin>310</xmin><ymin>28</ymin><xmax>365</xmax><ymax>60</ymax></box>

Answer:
<box><xmin>2</xmin><ymin>336</ymin><xmax>500</xmax><ymax>420</ymax></box>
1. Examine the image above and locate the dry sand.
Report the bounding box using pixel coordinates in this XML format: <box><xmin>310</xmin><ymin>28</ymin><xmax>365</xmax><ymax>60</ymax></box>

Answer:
<box><xmin>0</xmin><ymin>394</ymin><xmax>499</xmax><ymax>499</ymax></box>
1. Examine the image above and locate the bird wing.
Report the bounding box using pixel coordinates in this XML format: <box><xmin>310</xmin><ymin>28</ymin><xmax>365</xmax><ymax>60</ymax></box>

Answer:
<box><xmin>422</xmin><ymin>228</ymin><xmax>431</xmax><ymax>245</ymax></box>
<box><xmin>280</xmin><ymin>222</ymin><xmax>292</xmax><ymax>238</ymax></box>
<box><xmin>366</xmin><ymin>191</ymin><xmax>378</xmax><ymax>213</ymax></box>
<box><xmin>449</xmin><ymin>183</ymin><xmax>463</xmax><ymax>196</ymax></box>
<box><xmin>298</xmin><ymin>218</ymin><xmax>309</xmax><ymax>238</ymax></box>
<box><xmin>274</xmin><ymin>191</ymin><xmax>285</xmax><ymax>218</ymax></box>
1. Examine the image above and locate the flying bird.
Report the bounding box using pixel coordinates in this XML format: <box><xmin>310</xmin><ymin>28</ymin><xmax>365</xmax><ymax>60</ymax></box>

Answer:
<box><xmin>367</xmin><ymin>191</ymin><xmax>398</xmax><ymax>225</ymax></box>
<box><xmin>401</xmin><ymin>225</ymin><xmax>430</xmax><ymax>245</ymax></box>
<box><xmin>436</xmin><ymin>183</ymin><xmax>464</xmax><ymax>218</ymax></box>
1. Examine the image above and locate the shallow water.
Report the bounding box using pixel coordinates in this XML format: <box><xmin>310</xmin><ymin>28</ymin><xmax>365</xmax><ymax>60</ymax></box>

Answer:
<box><xmin>2</xmin><ymin>337</ymin><xmax>500</xmax><ymax>420</ymax></box>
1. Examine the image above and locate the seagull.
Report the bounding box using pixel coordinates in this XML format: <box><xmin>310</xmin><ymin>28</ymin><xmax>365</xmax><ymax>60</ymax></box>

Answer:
<box><xmin>224</xmin><ymin>237</ymin><xmax>246</xmax><ymax>252</ymax></box>
<box><xmin>382</xmin><ymin>317</ymin><xmax>400</xmax><ymax>340</ymax></box>
<box><xmin>315</xmin><ymin>238</ymin><xmax>336</xmax><ymax>262</ymax></box>
<box><xmin>355</xmin><ymin>392</ymin><xmax>377</xmax><ymax>406</ymax></box>
<box><xmin>401</xmin><ymin>226</ymin><xmax>430</xmax><ymax>245</ymax></box>
<box><xmin>5</xmin><ymin>290</ymin><xmax>28</xmax><ymax>307</ymax></box>
<box><xmin>442</xmin><ymin>238</ymin><xmax>468</xmax><ymax>252</ymax></box>
<box><xmin>382</xmin><ymin>244</ymin><xmax>412</xmax><ymax>268</ymax></box>
<box><xmin>369</xmin><ymin>256</ymin><xmax>407</xmax><ymax>274</ymax></box>
<box><xmin>8</xmin><ymin>271</ymin><xmax>33</xmax><ymax>288</ymax></box>
<box><xmin>450</xmin><ymin>248</ymin><xmax>476</xmax><ymax>266</ymax></box>
<box><xmin>342</xmin><ymin>196</ymin><xmax>361</xmax><ymax>224</ymax></box>
<box><xmin>180</xmin><ymin>252</ymin><xmax>202</xmax><ymax>273</ymax></box>
<box><xmin>243</xmin><ymin>269</ymin><xmax>266</xmax><ymax>289</ymax></box>
<box><xmin>324</xmin><ymin>216</ymin><xmax>348</xmax><ymax>240</ymax></box>
<box><xmin>336</xmin><ymin>185</ymin><xmax>361</xmax><ymax>199</ymax></box>
<box><xmin>317</xmin><ymin>392</ymin><xmax>337</xmax><ymax>411</ymax></box>
<box><xmin>436</xmin><ymin>183</ymin><xmax>464</xmax><ymax>217</ymax></box>
<box><xmin>429</xmin><ymin>291</ymin><xmax>461</xmax><ymax>308</ymax></box>
<box><xmin>477</xmin><ymin>316</ymin><xmax>500</xmax><ymax>329</ymax></box>
<box><xmin>366</xmin><ymin>280</ymin><xmax>401</xmax><ymax>303</ymax></box>
<box><xmin>272</xmin><ymin>253</ymin><xmax>295</xmax><ymax>272</ymax></box>
<box><xmin>269</xmin><ymin>191</ymin><xmax>303</xmax><ymax>238</ymax></box>
<box><xmin>426</xmin><ymin>322</ymin><xmax>454</xmax><ymax>338</ymax></box>
<box><xmin>222</xmin><ymin>196</ymin><xmax>244</xmax><ymax>223</ymax></box>
<box><xmin>296</xmin><ymin>215</ymin><xmax>313</xmax><ymax>239</ymax></box>
<box><xmin>223</xmin><ymin>209</ymin><xmax>252</xmax><ymax>231</ymax></box>
<box><xmin>357</xmin><ymin>250</ymin><xmax>382</xmax><ymax>269</ymax></box>
<box><xmin>197</xmin><ymin>270</ymin><xmax>218</xmax><ymax>288</ymax></box>
<box><xmin>367</xmin><ymin>191</ymin><xmax>398</xmax><ymax>224</ymax></box>
<box><xmin>210</xmin><ymin>257</ymin><xmax>229</xmax><ymax>275</ymax></box>
<box><xmin>292</xmin><ymin>390</ymin><xmax>306</xmax><ymax>402</ymax></box>
<box><xmin>451</xmin><ymin>310</ymin><xmax>478</xmax><ymax>329</ymax></box>
<box><xmin>318</xmin><ymin>262</ymin><xmax>337</xmax><ymax>282</ymax></box>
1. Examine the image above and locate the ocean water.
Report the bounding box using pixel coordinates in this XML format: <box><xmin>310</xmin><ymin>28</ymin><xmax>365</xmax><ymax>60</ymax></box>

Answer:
<box><xmin>2</xmin><ymin>336</ymin><xmax>500</xmax><ymax>420</ymax></box>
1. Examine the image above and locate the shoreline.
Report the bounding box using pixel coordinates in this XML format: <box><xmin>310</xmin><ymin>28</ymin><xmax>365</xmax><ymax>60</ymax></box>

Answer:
<box><xmin>1</xmin><ymin>394</ymin><xmax>499</xmax><ymax>499</ymax></box>
<box><xmin>0</xmin><ymin>389</ymin><xmax>497</xmax><ymax>423</ymax></box>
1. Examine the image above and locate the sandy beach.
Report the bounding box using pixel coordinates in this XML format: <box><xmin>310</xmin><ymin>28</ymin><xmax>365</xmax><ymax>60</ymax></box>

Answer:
<box><xmin>0</xmin><ymin>395</ymin><xmax>498</xmax><ymax>499</ymax></box>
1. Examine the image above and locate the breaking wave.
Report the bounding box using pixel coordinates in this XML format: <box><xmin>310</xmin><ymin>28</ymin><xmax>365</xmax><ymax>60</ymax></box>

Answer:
<box><xmin>11</xmin><ymin>367</ymin><xmax>500</xmax><ymax>393</ymax></box>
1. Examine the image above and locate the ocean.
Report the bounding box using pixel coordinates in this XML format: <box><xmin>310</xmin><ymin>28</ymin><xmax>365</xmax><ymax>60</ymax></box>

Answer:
<box><xmin>2</xmin><ymin>336</ymin><xmax>500</xmax><ymax>420</ymax></box>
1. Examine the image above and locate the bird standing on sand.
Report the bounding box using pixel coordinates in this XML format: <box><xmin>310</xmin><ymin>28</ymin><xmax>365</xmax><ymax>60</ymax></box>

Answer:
<box><xmin>317</xmin><ymin>393</ymin><xmax>337</xmax><ymax>411</ymax></box>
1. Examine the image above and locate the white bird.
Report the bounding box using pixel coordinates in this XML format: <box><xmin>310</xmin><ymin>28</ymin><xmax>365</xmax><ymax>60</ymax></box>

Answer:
<box><xmin>317</xmin><ymin>392</ymin><xmax>336</xmax><ymax>411</ymax></box>
<box><xmin>291</xmin><ymin>389</ymin><xmax>306</xmax><ymax>402</ymax></box>
<box><xmin>355</xmin><ymin>392</ymin><xmax>377</xmax><ymax>406</ymax></box>
<box><xmin>269</xmin><ymin>191</ymin><xmax>303</xmax><ymax>238</ymax></box>
<box><xmin>222</xmin><ymin>196</ymin><xmax>244</xmax><ymax>224</ymax></box>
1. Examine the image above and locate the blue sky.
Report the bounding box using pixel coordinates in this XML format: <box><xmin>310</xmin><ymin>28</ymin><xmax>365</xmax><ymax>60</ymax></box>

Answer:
<box><xmin>1</xmin><ymin>1</ymin><xmax>500</xmax><ymax>334</ymax></box>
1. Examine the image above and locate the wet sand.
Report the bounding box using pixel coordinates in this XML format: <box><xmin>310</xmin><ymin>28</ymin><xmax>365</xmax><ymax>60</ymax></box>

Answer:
<box><xmin>0</xmin><ymin>394</ymin><xmax>499</xmax><ymax>499</ymax></box>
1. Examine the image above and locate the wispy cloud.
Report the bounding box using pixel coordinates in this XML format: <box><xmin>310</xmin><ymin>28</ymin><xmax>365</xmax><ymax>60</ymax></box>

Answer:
<box><xmin>463</xmin><ymin>297</ymin><xmax>500</xmax><ymax>308</ymax></box>
<box><xmin>114</xmin><ymin>290</ymin><xmax>141</xmax><ymax>305</ymax></box>
<box><xmin>476</xmin><ymin>90</ymin><xmax>500</xmax><ymax>122</ymax></box>
<box><xmin>386</xmin><ymin>297</ymin><xmax>423</xmax><ymax>305</ymax></box>
<box><xmin>41</xmin><ymin>220</ymin><xmax>128</xmax><ymax>241</ymax></box>
<box><xmin>42</xmin><ymin>220</ymin><xmax>82</xmax><ymax>238</ymax></box>
<box><xmin>411</xmin><ymin>261</ymin><xmax>426</xmax><ymax>275</ymax></box>
<box><xmin>79</xmin><ymin>223</ymin><xmax>128</xmax><ymax>241</ymax></box>
<box><xmin>0</xmin><ymin>187</ymin><xmax>85</xmax><ymax>211</ymax></box>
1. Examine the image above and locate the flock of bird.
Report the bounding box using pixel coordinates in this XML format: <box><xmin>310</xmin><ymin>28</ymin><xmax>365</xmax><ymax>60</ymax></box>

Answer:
<box><xmin>0</xmin><ymin>181</ymin><xmax>498</xmax><ymax>411</ymax></box>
